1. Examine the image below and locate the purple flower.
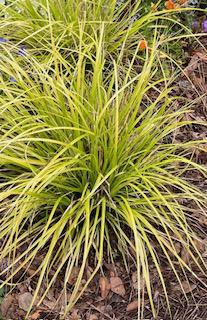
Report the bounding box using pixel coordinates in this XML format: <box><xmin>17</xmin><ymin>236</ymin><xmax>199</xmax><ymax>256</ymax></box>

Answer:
<box><xmin>202</xmin><ymin>20</ymin><xmax>207</xmax><ymax>33</ymax></box>
<box><xmin>18</xmin><ymin>45</ymin><xmax>26</xmax><ymax>56</ymax></box>
<box><xmin>9</xmin><ymin>76</ymin><xmax>17</xmax><ymax>83</ymax></box>
<box><xmin>192</xmin><ymin>20</ymin><xmax>199</xmax><ymax>30</ymax></box>
<box><xmin>0</xmin><ymin>37</ymin><xmax>8</xmax><ymax>43</ymax></box>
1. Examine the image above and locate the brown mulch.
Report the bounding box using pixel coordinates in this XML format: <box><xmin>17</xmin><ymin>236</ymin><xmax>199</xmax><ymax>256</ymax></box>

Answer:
<box><xmin>1</xmin><ymin>37</ymin><xmax>207</xmax><ymax>320</ymax></box>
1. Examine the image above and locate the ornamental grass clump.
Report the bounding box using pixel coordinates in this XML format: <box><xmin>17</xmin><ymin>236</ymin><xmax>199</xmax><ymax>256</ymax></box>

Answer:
<box><xmin>0</xmin><ymin>0</ymin><xmax>199</xmax><ymax>71</ymax></box>
<box><xmin>1</xmin><ymin>0</ymin><xmax>150</xmax><ymax>64</ymax></box>
<box><xmin>0</xmin><ymin>29</ymin><xmax>207</xmax><ymax>318</ymax></box>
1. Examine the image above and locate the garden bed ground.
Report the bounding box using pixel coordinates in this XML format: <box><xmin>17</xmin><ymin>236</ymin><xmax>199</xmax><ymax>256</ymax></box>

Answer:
<box><xmin>0</xmin><ymin>34</ymin><xmax>207</xmax><ymax>320</ymax></box>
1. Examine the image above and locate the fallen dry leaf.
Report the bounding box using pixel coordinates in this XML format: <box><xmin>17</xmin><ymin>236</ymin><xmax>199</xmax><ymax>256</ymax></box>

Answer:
<box><xmin>173</xmin><ymin>281</ymin><xmax>197</xmax><ymax>294</ymax></box>
<box><xmin>174</xmin><ymin>242</ymin><xmax>181</xmax><ymax>255</ymax></box>
<box><xmin>57</xmin><ymin>292</ymin><xmax>71</xmax><ymax>312</ymax></box>
<box><xmin>30</xmin><ymin>310</ymin><xmax>41</xmax><ymax>319</ymax></box>
<box><xmin>181</xmin><ymin>247</ymin><xmax>190</xmax><ymax>264</ymax></box>
<box><xmin>182</xmin><ymin>281</ymin><xmax>197</xmax><ymax>294</ymax></box>
<box><xmin>88</xmin><ymin>314</ymin><xmax>98</xmax><ymax>320</ymax></box>
<box><xmin>17</xmin><ymin>283</ymin><xmax>28</xmax><ymax>294</ymax></box>
<box><xmin>71</xmin><ymin>308</ymin><xmax>81</xmax><ymax>320</ymax></box>
<box><xmin>1</xmin><ymin>294</ymin><xmax>15</xmax><ymax>317</ymax></box>
<box><xmin>45</xmin><ymin>288</ymin><xmax>56</xmax><ymax>301</ymax></box>
<box><xmin>68</xmin><ymin>266</ymin><xmax>80</xmax><ymax>285</ymax></box>
<box><xmin>27</xmin><ymin>267</ymin><xmax>37</xmax><ymax>277</ymax></box>
<box><xmin>202</xmin><ymin>251</ymin><xmax>207</xmax><ymax>258</ymax></box>
<box><xmin>109</xmin><ymin>270</ymin><xmax>116</xmax><ymax>277</ymax></box>
<box><xmin>126</xmin><ymin>300</ymin><xmax>139</xmax><ymax>312</ymax></box>
<box><xmin>0</xmin><ymin>258</ymin><xmax>8</xmax><ymax>274</ymax></box>
<box><xmin>98</xmin><ymin>304</ymin><xmax>113</xmax><ymax>314</ymax></box>
<box><xmin>199</xmin><ymin>216</ymin><xmax>207</xmax><ymax>226</ymax></box>
<box><xmin>18</xmin><ymin>292</ymin><xmax>33</xmax><ymax>312</ymax></box>
<box><xmin>86</xmin><ymin>266</ymin><xmax>93</xmax><ymax>280</ymax></box>
<box><xmin>183</xmin><ymin>55</ymin><xmax>199</xmax><ymax>76</ymax></box>
<box><xmin>193</xmin><ymin>238</ymin><xmax>205</xmax><ymax>252</ymax></box>
<box><xmin>153</xmin><ymin>288</ymin><xmax>161</xmax><ymax>302</ymax></box>
<box><xmin>132</xmin><ymin>272</ymin><xmax>145</xmax><ymax>291</ymax></box>
<box><xmin>99</xmin><ymin>276</ymin><xmax>111</xmax><ymax>299</ymax></box>
<box><xmin>42</xmin><ymin>297</ymin><xmax>56</xmax><ymax>309</ymax></box>
<box><xmin>178</xmin><ymin>0</ymin><xmax>188</xmax><ymax>4</ymax></box>
<box><xmin>110</xmin><ymin>276</ymin><xmax>126</xmax><ymax>297</ymax></box>
<box><xmin>194</xmin><ymin>51</ymin><xmax>207</xmax><ymax>63</ymax></box>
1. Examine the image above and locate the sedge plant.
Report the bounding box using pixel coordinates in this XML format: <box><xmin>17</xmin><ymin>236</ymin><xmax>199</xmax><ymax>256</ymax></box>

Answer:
<box><xmin>0</xmin><ymin>25</ymin><xmax>207</xmax><ymax>319</ymax></box>
<box><xmin>0</xmin><ymin>0</ymin><xmax>203</xmax><ymax>73</ymax></box>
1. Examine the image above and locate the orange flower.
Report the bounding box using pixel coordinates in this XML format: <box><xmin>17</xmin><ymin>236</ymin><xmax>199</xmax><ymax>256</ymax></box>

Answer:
<box><xmin>139</xmin><ymin>39</ymin><xmax>147</xmax><ymax>50</ymax></box>
<box><xmin>164</xmin><ymin>0</ymin><xmax>176</xmax><ymax>9</ymax></box>
<box><xmin>151</xmin><ymin>2</ymin><xmax>157</xmax><ymax>12</ymax></box>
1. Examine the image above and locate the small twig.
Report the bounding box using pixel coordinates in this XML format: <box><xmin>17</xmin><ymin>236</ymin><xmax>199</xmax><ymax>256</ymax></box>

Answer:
<box><xmin>86</xmin><ymin>302</ymin><xmax>115</xmax><ymax>320</ymax></box>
